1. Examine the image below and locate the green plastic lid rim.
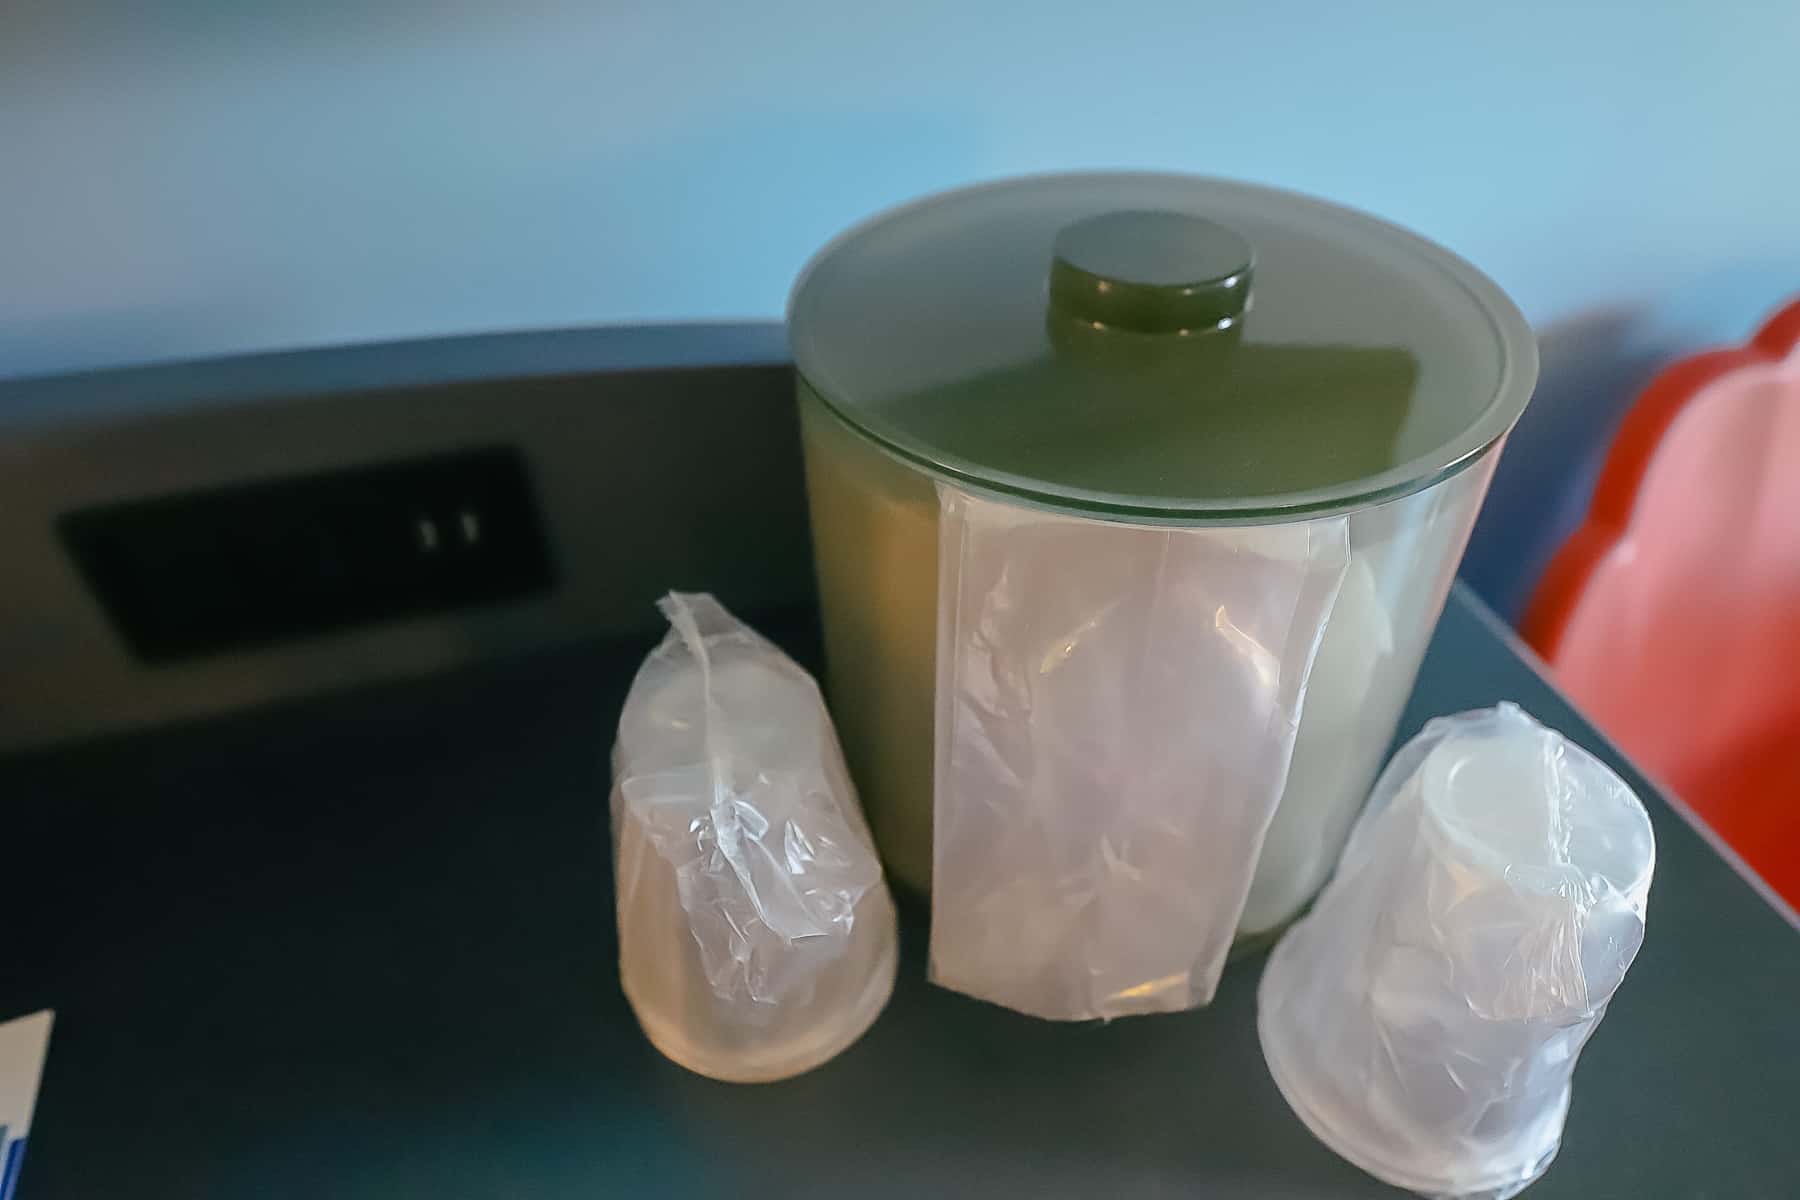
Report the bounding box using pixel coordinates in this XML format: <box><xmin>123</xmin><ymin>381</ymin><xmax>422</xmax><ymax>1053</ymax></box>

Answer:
<box><xmin>787</xmin><ymin>171</ymin><xmax>1539</xmax><ymax>523</ymax></box>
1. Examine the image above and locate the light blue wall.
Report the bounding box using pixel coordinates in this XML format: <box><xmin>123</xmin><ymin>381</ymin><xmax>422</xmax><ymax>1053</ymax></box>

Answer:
<box><xmin>5</xmin><ymin>1</ymin><xmax>1800</xmax><ymax>612</ymax></box>
<box><xmin>7</xmin><ymin>0</ymin><xmax>1798</xmax><ymax>377</ymax></box>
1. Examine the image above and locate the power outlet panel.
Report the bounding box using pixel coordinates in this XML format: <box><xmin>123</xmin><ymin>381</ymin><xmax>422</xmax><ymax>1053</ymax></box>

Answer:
<box><xmin>59</xmin><ymin>446</ymin><xmax>555</xmax><ymax>663</ymax></box>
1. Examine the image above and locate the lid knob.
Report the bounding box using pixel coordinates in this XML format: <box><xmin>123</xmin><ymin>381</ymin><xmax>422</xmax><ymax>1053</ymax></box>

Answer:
<box><xmin>1048</xmin><ymin>210</ymin><xmax>1253</xmax><ymax>335</ymax></box>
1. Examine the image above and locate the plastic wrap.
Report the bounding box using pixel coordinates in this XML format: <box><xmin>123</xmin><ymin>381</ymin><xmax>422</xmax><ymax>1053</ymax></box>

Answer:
<box><xmin>930</xmin><ymin>486</ymin><xmax>1349</xmax><ymax>1020</ymax></box>
<box><xmin>1236</xmin><ymin>460</ymin><xmax>1495</xmax><ymax>936</ymax></box>
<box><xmin>612</xmin><ymin>593</ymin><xmax>897</xmax><ymax>1082</ymax></box>
<box><xmin>1258</xmin><ymin>704</ymin><xmax>1655</xmax><ymax>1198</ymax></box>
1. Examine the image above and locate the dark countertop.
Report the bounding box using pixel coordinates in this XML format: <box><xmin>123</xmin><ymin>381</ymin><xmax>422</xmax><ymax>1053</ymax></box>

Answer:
<box><xmin>3</xmin><ymin>585</ymin><xmax>1796</xmax><ymax>1198</ymax></box>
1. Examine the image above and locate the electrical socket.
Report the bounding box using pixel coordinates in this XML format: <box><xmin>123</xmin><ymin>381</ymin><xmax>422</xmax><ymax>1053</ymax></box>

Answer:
<box><xmin>59</xmin><ymin>446</ymin><xmax>554</xmax><ymax>663</ymax></box>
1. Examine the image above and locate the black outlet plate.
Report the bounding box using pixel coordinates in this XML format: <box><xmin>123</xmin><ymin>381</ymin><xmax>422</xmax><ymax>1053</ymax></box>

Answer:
<box><xmin>60</xmin><ymin>446</ymin><xmax>555</xmax><ymax>663</ymax></box>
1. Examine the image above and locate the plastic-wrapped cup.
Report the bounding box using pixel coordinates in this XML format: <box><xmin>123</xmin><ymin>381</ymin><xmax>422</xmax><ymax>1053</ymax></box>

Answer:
<box><xmin>613</xmin><ymin>593</ymin><xmax>898</xmax><ymax>1083</ymax></box>
<box><xmin>1258</xmin><ymin>704</ymin><xmax>1654</xmax><ymax>1199</ymax></box>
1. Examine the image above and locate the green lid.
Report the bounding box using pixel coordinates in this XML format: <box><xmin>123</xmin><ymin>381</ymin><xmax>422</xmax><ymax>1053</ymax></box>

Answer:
<box><xmin>788</xmin><ymin>172</ymin><xmax>1536</xmax><ymax>521</ymax></box>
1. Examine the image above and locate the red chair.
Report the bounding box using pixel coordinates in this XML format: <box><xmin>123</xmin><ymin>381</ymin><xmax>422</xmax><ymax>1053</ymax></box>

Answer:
<box><xmin>1524</xmin><ymin>299</ymin><xmax>1800</xmax><ymax>907</ymax></box>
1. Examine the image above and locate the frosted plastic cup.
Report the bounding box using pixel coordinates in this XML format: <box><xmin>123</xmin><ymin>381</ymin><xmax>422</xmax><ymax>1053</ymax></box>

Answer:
<box><xmin>1258</xmin><ymin>705</ymin><xmax>1655</xmax><ymax>1198</ymax></box>
<box><xmin>612</xmin><ymin>594</ymin><xmax>898</xmax><ymax>1082</ymax></box>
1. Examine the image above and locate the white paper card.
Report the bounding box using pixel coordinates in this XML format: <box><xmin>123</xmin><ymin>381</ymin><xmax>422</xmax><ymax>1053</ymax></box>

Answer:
<box><xmin>0</xmin><ymin>1011</ymin><xmax>53</xmax><ymax>1200</ymax></box>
